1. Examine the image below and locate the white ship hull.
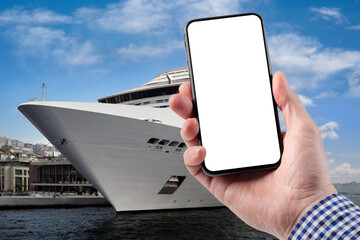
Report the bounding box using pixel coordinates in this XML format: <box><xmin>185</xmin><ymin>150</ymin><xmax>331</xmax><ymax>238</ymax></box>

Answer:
<box><xmin>19</xmin><ymin>102</ymin><xmax>222</xmax><ymax>212</ymax></box>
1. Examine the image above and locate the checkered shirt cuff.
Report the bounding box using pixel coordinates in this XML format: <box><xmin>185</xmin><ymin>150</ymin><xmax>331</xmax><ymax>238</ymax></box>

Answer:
<box><xmin>287</xmin><ymin>193</ymin><xmax>360</xmax><ymax>239</ymax></box>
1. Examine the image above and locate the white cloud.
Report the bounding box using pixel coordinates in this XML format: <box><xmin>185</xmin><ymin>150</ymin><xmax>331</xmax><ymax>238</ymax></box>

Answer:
<box><xmin>117</xmin><ymin>41</ymin><xmax>183</xmax><ymax>61</ymax></box>
<box><xmin>348</xmin><ymin>84</ymin><xmax>360</xmax><ymax>98</ymax></box>
<box><xmin>298</xmin><ymin>94</ymin><xmax>315</xmax><ymax>107</ymax></box>
<box><xmin>75</xmin><ymin>3</ymin><xmax>360</xmax><ymax>90</ymax></box>
<box><xmin>75</xmin><ymin>0</ymin><xmax>247</xmax><ymax>34</ymax></box>
<box><xmin>54</xmin><ymin>41</ymin><xmax>100</xmax><ymax>66</ymax></box>
<box><xmin>347</xmin><ymin>69</ymin><xmax>360</xmax><ymax>98</ymax></box>
<box><xmin>328</xmin><ymin>159</ymin><xmax>335</xmax><ymax>164</ymax></box>
<box><xmin>2</xmin><ymin>1</ymin><xmax>249</xmax><ymax>64</ymax></box>
<box><xmin>309</xmin><ymin>7</ymin><xmax>345</xmax><ymax>24</ymax></box>
<box><xmin>319</xmin><ymin>121</ymin><xmax>339</xmax><ymax>140</ymax></box>
<box><xmin>0</xmin><ymin>8</ymin><xmax>74</xmax><ymax>25</ymax></box>
<box><xmin>179</xmin><ymin>0</ymin><xmax>245</xmax><ymax>19</ymax></box>
<box><xmin>269</xmin><ymin>33</ymin><xmax>360</xmax><ymax>92</ymax></box>
<box><xmin>349</xmin><ymin>24</ymin><xmax>360</xmax><ymax>30</ymax></box>
<box><xmin>330</xmin><ymin>163</ymin><xmax>360</xmax><ymax>183</ymax></box>
<box><xmin>314</xmin><ymin>91</ymin><xmax>338</xmax><ymax>99</ymax></box>
<box><xmin>76</xmin><ymin>0</ymin><xmax>171</xmax><ymax>34</ymax></box>
<box><xmin>7</xmin><ymin>26</ymin><xmax>100</xmax><ymax>66</ymax></box>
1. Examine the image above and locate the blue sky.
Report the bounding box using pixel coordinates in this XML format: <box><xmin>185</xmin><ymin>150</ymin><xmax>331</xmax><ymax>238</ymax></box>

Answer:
<box><xmin>0</xmin><ymin>0</ymin><xmax>359</xmax><ymax>183</ymax></box>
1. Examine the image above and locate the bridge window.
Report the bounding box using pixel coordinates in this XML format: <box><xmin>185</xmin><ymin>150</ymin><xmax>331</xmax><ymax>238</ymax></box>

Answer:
<box><xmin>98</xmin><ymin>85</ymin><xmax>180</xmax><ymax>104</ymax></box>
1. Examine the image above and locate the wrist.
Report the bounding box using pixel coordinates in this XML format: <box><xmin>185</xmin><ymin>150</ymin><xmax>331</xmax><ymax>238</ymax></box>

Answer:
<box><xmin>281</xmin><ymin>183</ymin><xmax>338</xmax><ymax>239</ymax></box>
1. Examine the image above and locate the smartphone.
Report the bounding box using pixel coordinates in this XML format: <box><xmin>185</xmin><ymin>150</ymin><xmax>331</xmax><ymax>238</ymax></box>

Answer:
<box><xmin>184</xmin><ymin>13</ymin><xmax>283</xmax><ymax>176</ymax></box>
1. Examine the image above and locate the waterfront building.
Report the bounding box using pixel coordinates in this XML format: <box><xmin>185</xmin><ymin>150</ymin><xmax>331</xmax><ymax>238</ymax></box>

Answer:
<box><xmin>0</xmin><ymin>137</ymin><xmax>60</xmax><ymax>156</ymax></box>
<box><xmin>0</xmin><ymin>137</ymin><xmax>6</xmax><ymax>147</ymax></box>
<box><xmin>0</xmin><ymin>161</ymin><xmax>29</xmax><ymax>193</ymax></box>
<box><xmin>5</xmin><ymin>138</ymin><xmax>13</xmax><ymax>146</ymax></box>
<box><xmin>29</xmin><ymin>158</ymin><xmax>97</xmax><ymax>195</ymax></box>
<box><xmin>1</xmin><ymin>146</ymin><xmax>18</xmax><ymax>154</ymax></box>
<box><xmin>1</xmin><ymin>146</ymin><xmax>37</xmax><ymax>162</ymax></box>
<box><xmin>0</xmin><ymin>137</ymin><xmax>25</xmax><ymax>148</ymax></box>
<box><xmin>33</xmin><ymin>143</ymin><xmax>48</xmax><ymax>155</ymax></box>
<box><xmin>0</xmin><ymin>152</ymin><xmax>12</xmax><ymax>161</ymax></box>
<box><xmin>0</xmin><ymin>147</ymin><xmax>15</xmax><ymax>160</ymax></box>
<box><xmin>23</xmin><ymin>143</ymin><xmax>34</xmax><ymax>153</ymax></box>
<box><xmin>0</xmin><ymin>141</ymin><xmax>93</xmax><ymax>194</ymax></box>
<box><xmin>13</xmin><ymin>140</ymin><xmax>24</xmax><ymax>148</ymax></box>
<box><xmin>32</xmin><ymin>143</ymin><xmax>59</xmax><ymax>157</ymax></box>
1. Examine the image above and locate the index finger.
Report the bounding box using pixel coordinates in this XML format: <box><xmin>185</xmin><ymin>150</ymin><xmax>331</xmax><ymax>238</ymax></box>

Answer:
<box><xmin>179</xmin><ymin>82</ymin><xmax>193</xmax><ymax>101</ymax></box>
<box><xmin>169</xmin><ymin>82</ymin><xmax>194</xmax><ymax>119</ymax></box>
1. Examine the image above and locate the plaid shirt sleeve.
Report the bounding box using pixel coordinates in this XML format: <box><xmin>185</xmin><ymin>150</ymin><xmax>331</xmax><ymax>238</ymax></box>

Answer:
<box><xmin>287</xmin><ymin>193</ymin><xmax>360</xmax><ymax>239</ymax></box>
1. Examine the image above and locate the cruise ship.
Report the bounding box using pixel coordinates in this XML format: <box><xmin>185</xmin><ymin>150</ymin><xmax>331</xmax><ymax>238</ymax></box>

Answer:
<box><xmin>18</xmin><ymin>67</ymin><xmax>222</xmax><ymax>212</ymax></box>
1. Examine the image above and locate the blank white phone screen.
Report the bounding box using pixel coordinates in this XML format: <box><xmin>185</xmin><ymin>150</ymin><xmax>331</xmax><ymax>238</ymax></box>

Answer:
<box><xmin>187</xmin><ymin>14</ymin><xmax>281</xmax><ymax>172</ymax></box>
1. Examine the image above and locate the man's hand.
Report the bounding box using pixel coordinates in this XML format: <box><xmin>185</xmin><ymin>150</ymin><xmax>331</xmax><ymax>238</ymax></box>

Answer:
<box><xmin>169</xmin><ymin>71</ymin><xmax>337</xmax><ymax>239</ymax></box>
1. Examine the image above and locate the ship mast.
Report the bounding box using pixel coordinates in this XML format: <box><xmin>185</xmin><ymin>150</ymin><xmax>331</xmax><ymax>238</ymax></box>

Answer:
<box><xmin>42</xmin><ymin>83</ymin><xmax>45</xmax><ymax>101</ymax></box>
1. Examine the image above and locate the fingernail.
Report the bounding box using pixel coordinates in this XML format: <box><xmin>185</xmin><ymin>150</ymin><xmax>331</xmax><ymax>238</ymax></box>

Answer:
<box><xmin>179</xmin><ymin>83</ymin><xmax>184</xmax><ymax>92</ymax></box>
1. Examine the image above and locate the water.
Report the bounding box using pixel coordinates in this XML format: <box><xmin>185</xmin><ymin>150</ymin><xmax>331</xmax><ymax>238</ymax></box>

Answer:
<box><xmin>0</xmin><ymin>207</ymin><xmax>274</xmax><ymax>239</ymax></box>
<box><xmin>334</xmin><ymin>182</ymin><xmax>360</xmax><ymax>202</ymax></box>
<box><xmin>0</xmin><ymin>183</ymin><xmax>359</xmax><ymax>240</ymax></box>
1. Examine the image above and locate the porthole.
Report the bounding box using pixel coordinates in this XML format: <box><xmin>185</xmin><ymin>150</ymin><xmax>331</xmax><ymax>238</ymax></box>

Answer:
<box><xmin>147</xmin><ymin>138</ymin><xmax>159</xmax><ymax>144</ymax></box>
<box><xmin>178</xmin><ymin>142</ymin><xmax>186</xmax><ymax>148</ymax></box>
<box><xmin>169</xmin><ymin>141</ymin><xmax>179</xmax><ymax>147</ymax></box>
<box><xmin>158</xmin><ymin>139</ymin><xmax>170</xmax><ymax>146</ymax></box>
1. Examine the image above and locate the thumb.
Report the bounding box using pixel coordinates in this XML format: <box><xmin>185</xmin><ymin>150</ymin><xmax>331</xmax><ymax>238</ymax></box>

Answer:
<box><xmin>272</xmin><ymin>71</ymin><xmax>314</xmax><ymax>131</ymax></box>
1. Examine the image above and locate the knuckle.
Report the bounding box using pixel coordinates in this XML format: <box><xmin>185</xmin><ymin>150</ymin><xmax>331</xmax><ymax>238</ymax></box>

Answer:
<box><xmin>300</xmin><ymin>121</ymin><xmax>321</xmax><ymax>138</ymax></box>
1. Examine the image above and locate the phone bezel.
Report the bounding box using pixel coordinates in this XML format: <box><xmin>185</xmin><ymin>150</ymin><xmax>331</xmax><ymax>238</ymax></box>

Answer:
<box><xmin>184</xmin><ymin>13</ymin><xmax>283</xmax><ymax>176</ymax></box>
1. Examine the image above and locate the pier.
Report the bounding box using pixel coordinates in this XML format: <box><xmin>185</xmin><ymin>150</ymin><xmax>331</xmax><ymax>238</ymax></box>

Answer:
<box><xmin>0</xmin><ymin>195</ymin><xmax>110</xmax><ymax>210</ymax></box>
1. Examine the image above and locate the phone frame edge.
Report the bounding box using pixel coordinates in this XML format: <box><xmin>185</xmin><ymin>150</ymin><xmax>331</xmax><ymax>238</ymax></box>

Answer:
<box><xmin>184</xmin><ymin>13</ymin><xmax>283</xmax><ymax>176</ymax></box>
